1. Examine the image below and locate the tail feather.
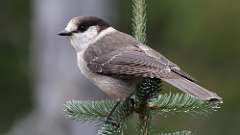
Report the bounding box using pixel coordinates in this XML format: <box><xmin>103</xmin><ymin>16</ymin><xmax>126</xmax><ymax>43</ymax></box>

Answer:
<box><xmin>162</xmin><ymin>77</ymin><xmax>222</xmax><ymax>102</ymax></box>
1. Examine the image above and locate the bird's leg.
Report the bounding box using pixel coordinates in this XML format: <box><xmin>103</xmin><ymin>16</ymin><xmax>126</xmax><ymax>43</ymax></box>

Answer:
<box><xmin>106</xmin><ymin>100</ymin><xmax>121</xmax><ymax>121</ymax></box>
<box><xmin>105</xmin><ymin>92</ymin><xmax>135</xmax><ymax>124</ymax></box>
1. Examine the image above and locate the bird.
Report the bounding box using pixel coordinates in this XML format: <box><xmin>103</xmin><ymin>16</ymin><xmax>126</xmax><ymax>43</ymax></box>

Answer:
<box><xmin>58</xmin><ymin>16</ymin><xmax>222</xmax><ymax>102</ymax></box>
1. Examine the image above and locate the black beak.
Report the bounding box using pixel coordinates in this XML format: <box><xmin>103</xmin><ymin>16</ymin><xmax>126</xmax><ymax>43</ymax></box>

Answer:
<box><xmin>57</xmin><ymin>30</ymin><xmax>72</xmax><ymax>36</ymax></box>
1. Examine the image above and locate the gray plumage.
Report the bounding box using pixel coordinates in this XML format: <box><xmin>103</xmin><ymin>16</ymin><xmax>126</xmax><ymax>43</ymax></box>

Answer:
<box><xmin>84</xmin><ymin>30</ymin><xmax>222</xmax><ymax>101</ymax></box>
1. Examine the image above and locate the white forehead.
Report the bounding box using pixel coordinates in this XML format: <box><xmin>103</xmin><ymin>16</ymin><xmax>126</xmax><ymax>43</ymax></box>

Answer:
<box><xmin>65</xmin><ymin>20</ymin><xmax>78</xmax><ymax>32</ymax></box>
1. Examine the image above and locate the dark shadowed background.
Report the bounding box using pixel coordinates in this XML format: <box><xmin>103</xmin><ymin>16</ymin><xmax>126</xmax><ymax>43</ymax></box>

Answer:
<box><xmin>0</xmin><ymin>0</ymin><xmax>240</xmax><ymax>135</ymax></box>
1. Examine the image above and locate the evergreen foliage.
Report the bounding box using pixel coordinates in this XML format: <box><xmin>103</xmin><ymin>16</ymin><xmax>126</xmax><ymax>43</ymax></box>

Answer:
<box><xmin>64</xmin><ymin>93</ymin><xmax>220</xmax><ymax>134</ymax></box>
<box><xmin>132</xmin><ymin>0</ymin><xmax>147</xmax><ymax>44</ymax></box>
<box><xmin>64</xmin><ymin>100</ymin><xmax>115</xmax><ymax>122</ymax></box>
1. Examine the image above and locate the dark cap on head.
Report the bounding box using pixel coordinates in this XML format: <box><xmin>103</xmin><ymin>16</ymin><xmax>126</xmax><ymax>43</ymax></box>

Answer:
<box><xmin>58</xmin><ymin>16</ymin><xmax>110</xmax><ymax>36</ymax></box>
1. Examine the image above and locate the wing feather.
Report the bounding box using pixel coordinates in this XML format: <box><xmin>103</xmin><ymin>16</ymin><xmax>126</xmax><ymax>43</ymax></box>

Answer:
<box><xmin>87</xmin><ymin>49</ymin><xmax>179</xmax><ymax>79</ymax></box>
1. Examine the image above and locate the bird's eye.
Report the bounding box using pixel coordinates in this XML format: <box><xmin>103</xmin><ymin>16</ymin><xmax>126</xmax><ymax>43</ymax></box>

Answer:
<box><xmin>78</xmin><ymin>25</ymin><xmax>87</xmax><ymax>32</ymax></box>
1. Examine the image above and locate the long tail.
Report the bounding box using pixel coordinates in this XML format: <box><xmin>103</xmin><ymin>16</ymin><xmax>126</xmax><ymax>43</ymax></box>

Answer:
<box><xmin>162</xmin><ymin>77</ymin><xmax>222</xmax><ymax>102</ymax></box>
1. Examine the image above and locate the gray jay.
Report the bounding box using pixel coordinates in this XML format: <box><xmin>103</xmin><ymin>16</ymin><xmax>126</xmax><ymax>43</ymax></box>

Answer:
<box><xmin>58</xmin><ymin>16</ymin><xmax>222</xmax><ymax>102</ymax></box>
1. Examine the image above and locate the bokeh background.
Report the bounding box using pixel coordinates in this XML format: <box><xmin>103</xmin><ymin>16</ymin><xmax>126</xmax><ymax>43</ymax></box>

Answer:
<box><xmin>0</xmin><ymin>0</ymin><xmax>239</xmax><ymax>135</ymax></box>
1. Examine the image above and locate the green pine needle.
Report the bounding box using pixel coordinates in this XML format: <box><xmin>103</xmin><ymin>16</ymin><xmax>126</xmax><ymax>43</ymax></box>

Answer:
<box><xmin>158</xmin><ymin>130</ymin><xmax>193</xmax><ymax>135</ymax></box>
<box><xmin>64</xmin><ymin>100</ymin><xmax>116</xmax><ymax>122</ymax></box>
<box><xmin>148</xmin><ymin>93</ymin><xmax>221</xmax><ymax>116</ymax></box>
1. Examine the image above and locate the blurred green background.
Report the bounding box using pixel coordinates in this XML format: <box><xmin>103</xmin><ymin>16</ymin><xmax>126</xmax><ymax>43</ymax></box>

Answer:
<box><xmin>0</xmin><ymin>0</ymin><xmax>32</xmax><ymax>133</ymax></box>
<box><xmin>0</xmin><ymin>0</ymin><xmax>240</xmax><ymax>134</ymax></box>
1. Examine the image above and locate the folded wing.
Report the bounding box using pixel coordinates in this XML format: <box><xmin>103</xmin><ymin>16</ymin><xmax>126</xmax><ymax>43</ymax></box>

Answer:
<box><xmin>87</xmin><ymin>48</ymin><xmax>222</xmax><ymax>102</ymax></box>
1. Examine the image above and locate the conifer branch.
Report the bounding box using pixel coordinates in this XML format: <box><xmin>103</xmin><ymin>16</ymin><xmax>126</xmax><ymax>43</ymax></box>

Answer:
<box><xmin>132</xmin><ymin>0</ymin><xmax>160</xmax><ymax>134</ymax></box>
<box><xmin>64</xmin><ymin>100</ymin><xmax>116</xmax><ymax>122</ymax></box>
<box><xmin>63</xmin><ymin>93</ymin><xmax>220</xmax><ymax>124</ymax></box>
<box><xmin>148</xmin><ymin>93</ymin><xmax>220</xmax><ymax>117</ymax></box>
<box><xmin>135</xmin><ymin>78</ymin><xmax>162</xmax><ymax>135</ymax></box>
<box><xmin>132</xmin><ymin>0</ymin><xmax>147</xmax><ymax>44</ymax></box>
<box><xmin>138</xmin><ymin>113</ymin><xmax>151</xmax><ymax>135</ymax></box>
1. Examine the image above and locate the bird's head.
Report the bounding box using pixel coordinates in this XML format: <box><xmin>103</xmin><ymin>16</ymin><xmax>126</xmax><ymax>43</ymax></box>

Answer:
<box><xmin>58</xmin><ymin>16</ymin><xmax>110</xmax><ymax>51</ymax></box>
